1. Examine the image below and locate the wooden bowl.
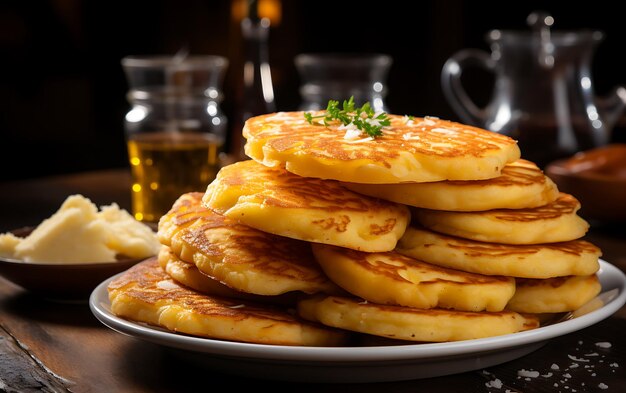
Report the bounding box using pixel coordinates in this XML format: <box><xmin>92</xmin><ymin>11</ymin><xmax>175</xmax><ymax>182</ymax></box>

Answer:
<box><xmin>0</xmin><ymin>227</ymin><xmax>144</xmax><ymax>302</ymax></box>
<box><xmin>545</xmin><ymin>144</ymin><xmax>626</xmax><ymax>223</ymax></box>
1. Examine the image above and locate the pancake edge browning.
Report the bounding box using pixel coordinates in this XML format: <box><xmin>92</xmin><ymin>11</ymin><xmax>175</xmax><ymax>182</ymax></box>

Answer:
<box><xmin>157</xmin><ymin>245</ymin><xmax>299</xmax><ymax>305</ymax></box>
<box><xmin>202</xmin><ymin>160</ymin><xmax>411</xmax><ymax>252</ymax></box>
<box><xmin>413</xmin><ymin>193</ymin><xmax>590</xmax><ymax>244</ymax></box>
<box><xmin>108</xmin><ymin>258</ymin><xmax>349</xmax><ymax>346</ymax></box>
<box><xmin>342</xmin><ymin>159</ymin><xmax>559</xmax><ymax>211</ymax></box>
<box><xmin>158</xmin><ymin>245</ymin><xmax>247</xmax><ymax>298</ymax></box>
<box><xmin>298</xmin><ymin>295</ymin><xmax>539</xmax><ymax>343</ymax></box>
<box><xmin>312</xmin><ymin>244</ymin><xmax>516</xmax><ymax>312</ymax></box>
<box><xmin>243</xmin><ymin>112</ymin><xmax>521</xmax><ymax>183</ymax></box>
<box><xmin>506</xmin><ymin>275</ymin><xmax>602</xmax><ymax>314</ymax></box>
<box><xmin>396</xmin><ymin>226</ymin><xmax>601</xmax><ymax>278</ymax></box>
<box><xmin>160</xmin><ymin>192</ymin><xmax>344</xmax><ymax>296</ymax></box>
<box><xmin>157</xmin><ymin>192</ymin><xmax>208</xmax><ymax>248</ymax></box>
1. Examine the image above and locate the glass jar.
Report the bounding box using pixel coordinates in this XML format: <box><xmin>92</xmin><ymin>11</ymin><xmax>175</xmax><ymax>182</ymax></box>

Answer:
<box><xmin>295</xmin><ymin>53</ymin><xmax>393</xmax><ymax>112</ymax></box>
<box><xmin>121</xmin><ymin>55</ymin><xmax>228</xmax><ymax>222</ymax></box>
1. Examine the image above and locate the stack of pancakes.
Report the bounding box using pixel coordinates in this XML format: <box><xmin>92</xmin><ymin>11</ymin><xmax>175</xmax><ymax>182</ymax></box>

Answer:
<box><xmin>108</xmin><ymin>112</ymin><xmax>602</xmax><ymax>346</ymax></box>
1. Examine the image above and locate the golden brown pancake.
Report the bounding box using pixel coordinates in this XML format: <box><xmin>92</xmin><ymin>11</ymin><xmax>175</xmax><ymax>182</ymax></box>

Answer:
<box><xmin>159</xmin><ymin>192</ymin><xmax>343</xmax><ymax>296</ymax></box>
<box><xmin>396</xmin><ymin>226</ymin><xmax>601</xmax><ymax>278</ymax></box>
<box><xmin>298</xmin><ymin>295</ymin><xmax>539</xmax><ymax>342</ymax></box>
<box><xmin>157</xmin><ymin>245</ymin><xmax>298</xmax><ymax>305</ymax></box>
<box><xmin>311</xmin><ymin>243</ymin><xmax>516</xmax><ymax>312</ymax></box>
<box><xmin>108</xmin><ymin>259</ymin><xmax>348</xmax><ymax>346</ymax></box>
<box><xmin>203</xmin><ymin>160</ymin><xmax>410</xmax><ymax>252</ymax></box>
<box><xmin>343</xmin><ymin>159</ymin><xmax>559</xmax><ymax>211</ymax></box>
<box><xmin>157</xmin><ymin>190</ymin><xmax>208</xmax><ymax>248</ymax></box>
<box><xmin>157</xmin><ymin>245</ymin><xmax>245</xmax><ymax>298</ymax></box>
<box><xmin>413</xmin><ymin>193</ymin><xmax>589</xmax><ymax>244</ymax></box>
<box><xmin>243</xmin><ymin>112</ymin><xmax>520</xmax><ymax>183</ymax></box>
<box><xmin>507</xmin><ymin>275</ymin><xmax>602</xmax><ymax>314</ymax></box>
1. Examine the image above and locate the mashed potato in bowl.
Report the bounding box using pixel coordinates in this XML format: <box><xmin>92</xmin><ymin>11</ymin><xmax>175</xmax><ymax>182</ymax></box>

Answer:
<box><xmin>0</xmin><ymin>194</ymin><xmax>160</xmax><ymax>264</ymax></box>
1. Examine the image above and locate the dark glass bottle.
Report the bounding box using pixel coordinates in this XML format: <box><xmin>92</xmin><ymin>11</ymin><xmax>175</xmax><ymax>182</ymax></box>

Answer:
<box><xmin>230</xmin><ymin>3</ymin><xmax>276</xmax><ymax>161</ymax></box>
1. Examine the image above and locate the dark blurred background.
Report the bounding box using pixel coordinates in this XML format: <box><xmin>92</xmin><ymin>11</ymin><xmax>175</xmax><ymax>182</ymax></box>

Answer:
<box><xmin>2</xmin><ymin>0</ymin><xmax>626</xmax><ymax>182</ymax></box>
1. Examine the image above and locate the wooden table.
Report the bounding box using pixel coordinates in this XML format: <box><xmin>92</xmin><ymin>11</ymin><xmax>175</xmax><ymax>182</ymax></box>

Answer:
<box><xmin>1</xmin><ymin>169</ymin><xmax>625</xmax><ymax>392</ymax></box>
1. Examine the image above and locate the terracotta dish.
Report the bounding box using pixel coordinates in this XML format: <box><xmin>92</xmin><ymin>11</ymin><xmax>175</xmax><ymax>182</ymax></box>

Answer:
<box><xmin>545</xmin><ymin>144</ymin><xmax>626</xmax><ymax>222</ymax></box>
<box><xmin>0</xmin><ymin>227</ymin><xmax>143</xmax><ymax>302</ymax></box>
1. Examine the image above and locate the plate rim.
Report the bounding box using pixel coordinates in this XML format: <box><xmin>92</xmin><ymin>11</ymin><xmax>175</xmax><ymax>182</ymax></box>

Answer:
<box><xmin>89</xmin><ymin>259</ymin><xmax>626</xmax><ymax>363</ymax></box>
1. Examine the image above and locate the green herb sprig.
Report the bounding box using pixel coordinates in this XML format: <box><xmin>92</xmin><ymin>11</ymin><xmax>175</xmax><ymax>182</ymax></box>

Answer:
<box><xmin>304</xmin><ymin>96</ymin><xmax>390</xmax><ymax>138</ymax></box>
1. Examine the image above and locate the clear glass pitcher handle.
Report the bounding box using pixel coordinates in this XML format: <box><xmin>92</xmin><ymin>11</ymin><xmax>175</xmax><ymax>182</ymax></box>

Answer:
<box><xmin>441</xmin><ymin>49</ymin><xmax>496</xmax><ymax>126</ymax></box>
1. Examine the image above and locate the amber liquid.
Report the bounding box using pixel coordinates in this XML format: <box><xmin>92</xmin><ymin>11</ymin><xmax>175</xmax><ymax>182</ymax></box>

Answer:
<box><xmin>127</xmin><ymin>132</ymin><xmax>223</xmax><ymax>223</ymax></box>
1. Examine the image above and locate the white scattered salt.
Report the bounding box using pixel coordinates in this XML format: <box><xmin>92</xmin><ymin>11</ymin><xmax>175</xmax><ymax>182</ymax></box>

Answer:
<box><xmin>517</xmin><ymin>369</ymin><xmax>540</xmax><ymax>378</ymax></box>
<box><xmin>480</xmin><ymin>341</ymin><xmax>614</xmax><ymax>391</ymax></box>
<box><xmin>419</xmin><ymin>117</ymin><xmax>437</xmax><ymax>126</ymax></box>
<box><xmin>431</xmin><ymin>127</ymin><xmax>457</xmax><ymax>135</ymax></box>
<box><xmin>402</xmin><ymin>132</ymin><xmax>420</xmax><ymax>141</ymax></box>
<box><xmin>345</xmin><ymin>136</ymin><xmax>374</xmax><ymax>144</ymax></box>
<box><xmin>568</xmin><ymin>355</ymin><xmax>590</xmax><ymax>362</ymax></box>
<box><xmin>578</xmin><ymin>340</ymin><xmax>583</xmax><ymax>345</ymax></box>
<box><xmin>365</xmin><ymin>117</ymin><xmax>382</xmax><ymax>127</ymax></box>
<box><xmin>341</xmin><ymin>125</ymin><xmax>361</xmax><ymax>140</ymax></box>
<box><xmin>485</xmin><ymin>379</ymin><xmax>503</xmax><ymax>389</ymax></box>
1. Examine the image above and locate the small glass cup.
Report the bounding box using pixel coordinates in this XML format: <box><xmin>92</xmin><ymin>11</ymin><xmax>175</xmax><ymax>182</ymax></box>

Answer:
<box><xmin>121</xmin><ymin>55</ymin><xmax>228</xmax><ymax>223</ymax></box>
<box><xmin>294</xmin><ymin>53</ymin><xmax>393</xmax><ymax>112</ymax></box>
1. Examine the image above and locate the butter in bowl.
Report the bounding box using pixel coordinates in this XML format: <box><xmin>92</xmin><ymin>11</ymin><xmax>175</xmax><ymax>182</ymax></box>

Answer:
<box><xmin>0</xmin><ymin>194</ymin><xmax>160</xmax><ymax>301</ymax></box>
<box><xmin>545</xmin><ymin>143</ymin><xmax>626</xmax><ymax>223</ymax></box>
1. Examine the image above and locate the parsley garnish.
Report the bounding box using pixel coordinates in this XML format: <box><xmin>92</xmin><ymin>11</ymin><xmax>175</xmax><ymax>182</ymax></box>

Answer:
<box><xmin>304</xmin><ymin>96</ymin><xmax>391</xmax><ymax>138</ymax></box>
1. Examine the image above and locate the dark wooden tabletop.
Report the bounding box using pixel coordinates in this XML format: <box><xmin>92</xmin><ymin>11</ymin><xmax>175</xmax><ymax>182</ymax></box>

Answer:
<box><xmin>0</xmin><ymin>169</ymin><xmax>625</xmax><ymax>393</ymax></box>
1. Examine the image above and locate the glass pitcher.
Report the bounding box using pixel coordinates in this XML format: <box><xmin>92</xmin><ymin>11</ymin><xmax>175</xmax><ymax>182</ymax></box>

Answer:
<box><xmin>441</xmin><ymin>12</ymin><xmax>626</xmax><ymax>168</ymax></box>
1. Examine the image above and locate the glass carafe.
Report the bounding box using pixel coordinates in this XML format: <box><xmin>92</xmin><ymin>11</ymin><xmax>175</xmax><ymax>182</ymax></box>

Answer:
<box><xmin>441</xmin><ymin>12</ymin><xmax>626</xmax><ymax>168</ymax></box>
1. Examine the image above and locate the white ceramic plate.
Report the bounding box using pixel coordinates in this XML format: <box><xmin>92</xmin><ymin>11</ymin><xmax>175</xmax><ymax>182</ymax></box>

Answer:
<box><xmin>89</xmin><ymin>259</ymin><xmax>626</xmax><ymax>383</ymax></box>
